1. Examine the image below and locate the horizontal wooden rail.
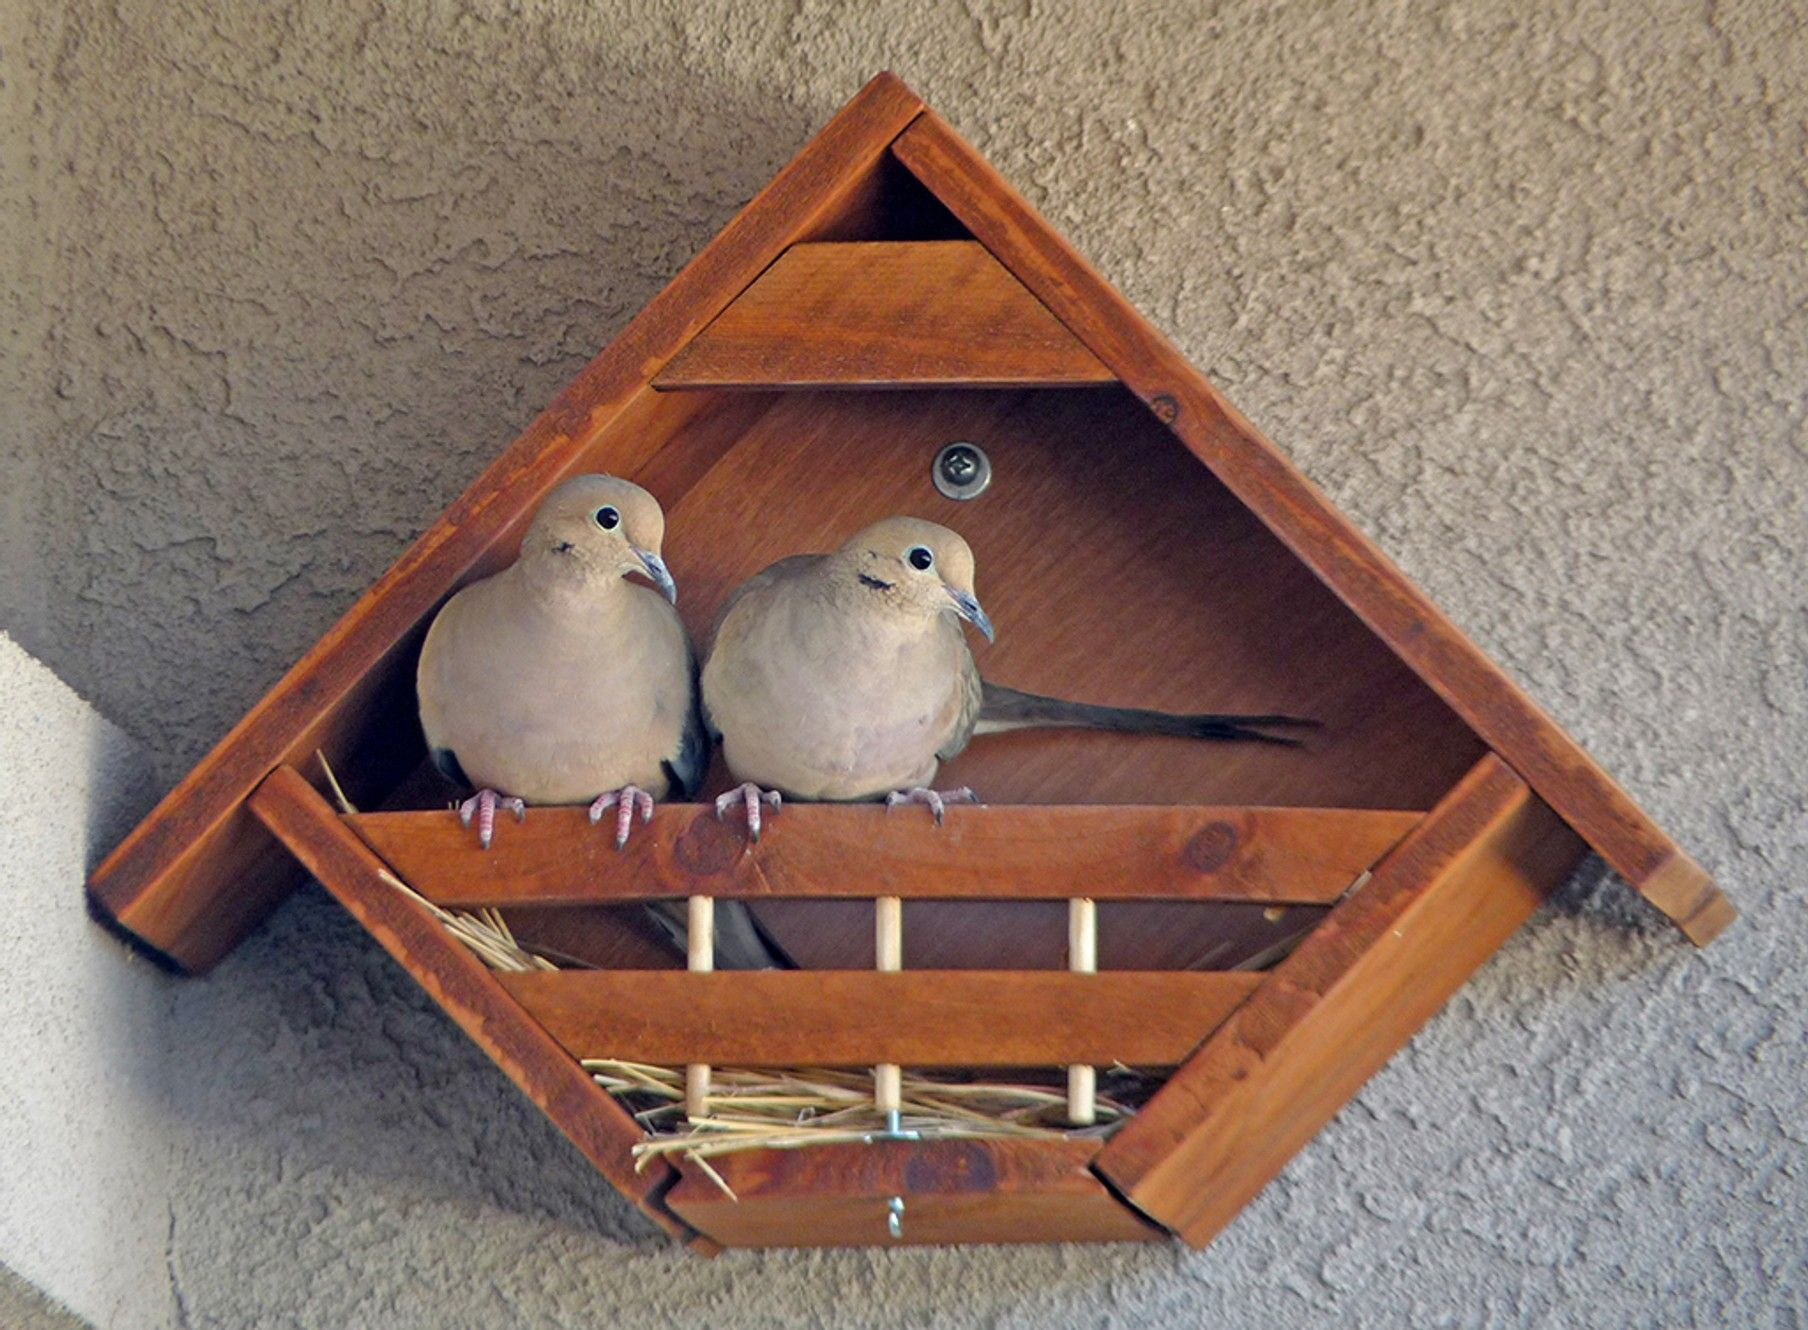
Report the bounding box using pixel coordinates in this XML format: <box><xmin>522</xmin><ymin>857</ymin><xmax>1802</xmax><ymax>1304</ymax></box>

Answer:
<box><xmin>500</xmin><ymin>970</ymin><xmax>1262</xmax><ymax>1067</ymax></box>
<box><xmin>350</xmin><ymin>803</ymin><xmax>1419</xmax><ymax>907</ymax></box>
<box><xmin>667</xmin><ymin>1138</ymin><xmax>1164</xmax><ymax>1247</ymax></box>
<box><xmin>654</xmin><ymin>241</ymin><xmax>1116</xmax><ymax>389</ymax></box>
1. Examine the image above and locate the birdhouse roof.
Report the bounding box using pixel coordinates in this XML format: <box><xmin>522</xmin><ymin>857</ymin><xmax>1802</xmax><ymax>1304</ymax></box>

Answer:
<box><xmin>88</xmin><ymin>73</ymin><xmax>1730</xmax><ymax>971</ymax></box>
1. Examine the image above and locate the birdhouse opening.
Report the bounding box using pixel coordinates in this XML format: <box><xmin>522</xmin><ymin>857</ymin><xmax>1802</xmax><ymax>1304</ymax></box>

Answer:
<box><xmin>329</xmin><ymin>374</ymin><xmax>1487</xmax><ymax>989</ymax></box>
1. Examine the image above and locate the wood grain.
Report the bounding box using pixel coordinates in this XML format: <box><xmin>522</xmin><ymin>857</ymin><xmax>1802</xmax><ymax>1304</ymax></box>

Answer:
<box><xmin>349</xmin><ymin>803</ymin><xmax>1421</xmax><ymax>907</ymax></box>
<box><xmin>1093</xmin><ymin>755</ymin><xmax>1588</xmax><ymax>1245</ymax></box>
<box><xmin>656</xmin><ymin>241</ymin><xmax>1115</xmax><ymax>388</ymax></box>
<box><xmin>499</xmin><ymin>970</ymin><xmax>1262</xmax><ymax>1067</ymax></box>
<box><xmin>244</xmin><ymin>765</ymin><xmax>710</xmax><ymax>1250</ymax></box>
<box><xmin>86</xmin><ymin>73</ymin><xmax>927</xmax><ymax>972</ymax></box>
<box><xmin>891</xmin><ymin>112</ymin><xmax>1731</xmax><ymax>945</ymax></box>
<box><xmin>666</xmin><ymin>1137</ymin><xmax>1164</xmax><ymax>1247</ymax></box>
<box><xmin>748</xmin><ymin>898</ymin><xmax>1332</xmax><ymax>973</ymax></box>
<box><xmin>657</xmin><ymin>387</ymin><xmax>1489</xmax><ymax>813</ymax></box>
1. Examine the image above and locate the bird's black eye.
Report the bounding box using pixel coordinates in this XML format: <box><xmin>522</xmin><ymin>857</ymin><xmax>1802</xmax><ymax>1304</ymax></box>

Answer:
<box><xmin>594</xmin><ymin>506</ymin><xmax>620</xmax><ymax>530</ymax></box>
<box><xmin>907</xmin><ymin>546</ymin><xmax>934</xmax><ymax>571</ymax></box>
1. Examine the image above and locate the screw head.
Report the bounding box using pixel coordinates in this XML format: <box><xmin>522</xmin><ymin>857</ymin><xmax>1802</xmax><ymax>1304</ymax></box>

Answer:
<box><xmin>933</xmin><ymin>441</ymin><xmax>992</xmax><ymax>500</ymax></box>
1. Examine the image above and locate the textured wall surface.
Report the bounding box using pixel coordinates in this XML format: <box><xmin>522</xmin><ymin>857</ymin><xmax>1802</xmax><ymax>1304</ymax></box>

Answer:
<box><xmin>0</xmin><ymin>636</ymin><xmax>165</xmax><ymax>1328</ymax></box>
<box><xmin>2</xmin><ymin>0</ymin><xmax>1803</xmax><ymax>1325</ymax></box>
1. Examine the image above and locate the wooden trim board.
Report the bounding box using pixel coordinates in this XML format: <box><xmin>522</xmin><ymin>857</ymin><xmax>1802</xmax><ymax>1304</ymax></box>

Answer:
<box><xmin>349</xmin><ymin>803</ymin><xmax>1422</xmax><ymax>908</ymax></box>
<box><xmin>500</xmin><ymin>969</ymin><xmax>1263</xmax><ymax>1067</ymax></box>
<box><xmin>655</xmin><ymin>241</ymin><xmax>1115</xmax><ymax>388</ymax></box>
<box><xmin>667</xmin><ymin>1138</ymin><xmax>1164</xmax><ymax>1247</ymax></box>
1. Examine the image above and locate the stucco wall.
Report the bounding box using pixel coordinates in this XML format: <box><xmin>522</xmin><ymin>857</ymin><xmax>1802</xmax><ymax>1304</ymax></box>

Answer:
<box><xmin>2</xmin><ymin>0</ymin><xmax>1802</xmax><ymax>1325</ymax></box>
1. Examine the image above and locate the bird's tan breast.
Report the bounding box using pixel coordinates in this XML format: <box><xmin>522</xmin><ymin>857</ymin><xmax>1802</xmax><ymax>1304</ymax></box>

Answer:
<box><xmin>418</xmin><ymin>578</ymin><xmax>692</xmax><ymax>804</ymax></box>
<box><xmin>704</xmin><ymin>588</ymin><xmax>968</xmax><ymax>800</ymax></box>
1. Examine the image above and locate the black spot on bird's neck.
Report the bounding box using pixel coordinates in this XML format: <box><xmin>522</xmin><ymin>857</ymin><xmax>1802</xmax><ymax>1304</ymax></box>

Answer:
<box><xmin>858</xmin><ymin>573</ymin><xmax>895</xmax><ymax>592</ymax></box>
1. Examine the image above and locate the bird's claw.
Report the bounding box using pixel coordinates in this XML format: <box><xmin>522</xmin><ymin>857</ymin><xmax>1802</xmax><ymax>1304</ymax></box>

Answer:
<box><xmin>457</xmin><ymin>789</ymin><xmax>526</xmax><ymax>850</ymax></box>
<box><xmin>884</xmin><ymin>786</ymin><xmax>980</xmax><ymax>826</ymax></box>
<box><xmin>589</xmin><ymin>785</ymin><xmax>655</xmax><ymax>850</ymax></box>
<box><xmin>715</xmin><ymin>782</ymin><xmax>781</xmax><ymax>843</ymax></box>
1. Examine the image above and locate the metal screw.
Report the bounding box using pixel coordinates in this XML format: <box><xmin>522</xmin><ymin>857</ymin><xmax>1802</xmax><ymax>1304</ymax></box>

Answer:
<box><xmin>933</xmin><ymin>441</ymin><xmax>992</xmax><ymax>501</ymax></box>
<box><xmin>887</xmin><ymin>1195</ymin><xmax>906</xmax><ymax>1240</ymax></box>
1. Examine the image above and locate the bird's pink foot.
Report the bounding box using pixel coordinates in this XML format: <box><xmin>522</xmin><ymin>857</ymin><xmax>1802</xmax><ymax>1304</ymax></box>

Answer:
<box><xmin>457</xmin><ymin>789</ymin><xmax>526</xmax><ymax>849</ymax></box>
<box><xmin>884</xmin><ymin>786</ymin><xmax>979</xmax><ymax>826</ymax></box>
<box><xmin>715</xmin><ymin>782</ymin><xmax>782</xmax><ymax>842</ymax></box>
<box><xmin>589</xmin><ymin>785</ymin><xmax>655</xmax><ymax>850</ymax></box>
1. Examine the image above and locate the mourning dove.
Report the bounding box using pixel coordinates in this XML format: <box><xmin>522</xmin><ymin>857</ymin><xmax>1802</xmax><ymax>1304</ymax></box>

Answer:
<box><xmin>700</xmin><ymin>516</ymin><xmax>1313</xmax><ymax>834</ymax></box>
<box><xmin>416</xmin><ymin>473</ymin><xmax>787</xmax><ymax>969</ymax></box>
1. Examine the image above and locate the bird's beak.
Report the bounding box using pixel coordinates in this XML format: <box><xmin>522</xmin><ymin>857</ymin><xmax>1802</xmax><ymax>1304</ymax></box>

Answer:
<box><xmin>947</xmin><ymin>587</ymin><xmax>995</xmax><ymax>643</ymax></box>
<box><xmin>634</xmin><ymin>549</ymin><xmax>678</xmax><ymax>605</ymax></box>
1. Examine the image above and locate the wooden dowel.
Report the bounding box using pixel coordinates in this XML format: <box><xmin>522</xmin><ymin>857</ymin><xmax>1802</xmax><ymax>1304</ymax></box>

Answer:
<box><xmin>1068</xmin><ymin>897</ymin><xmax>1098</xmax><ymax>1126</ymax></box>
<box><xmin>686</xmin><ymin>895</ymin><xmax>713</xmax><ymax>1121</ymax></box>
<box><xmin>875</xmin><ymin>895</ymin><xmax>902</xmax><ymax>1115</ymax></box>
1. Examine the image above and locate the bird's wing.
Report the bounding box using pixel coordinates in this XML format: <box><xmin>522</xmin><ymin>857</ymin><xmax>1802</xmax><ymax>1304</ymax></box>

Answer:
<box><xmin>700</xmin><ymin>553</ymin><xmax>822</xmax><ymax>741</ymax></box>
<box><xmin>937</xmin><ymin>631</ymin><xmax>986</xmax><ymax>763</ymax></box>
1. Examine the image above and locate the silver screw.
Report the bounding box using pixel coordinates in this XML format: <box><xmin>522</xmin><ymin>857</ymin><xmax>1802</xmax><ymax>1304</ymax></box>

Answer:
<box><xmin>887</xmin><ymin>1195</ymin><xmax>906</xmax><ymax>1240</ymax></box>
<box><xmin>933</xmin><ymin>441</ymin><xmax>992</xmax><ymax>500</ymax></box>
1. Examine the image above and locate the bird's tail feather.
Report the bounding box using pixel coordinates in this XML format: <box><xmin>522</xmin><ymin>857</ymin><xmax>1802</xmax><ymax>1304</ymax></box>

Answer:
<box><xmin>644</xmin><ymin>899</ymin><xmax>795</xmax><ymax>971</ymax></box>
<box><xmin>975</xmin><ymin>682</ymin><xmax>1318</xmax><ymax>746</ymax></box>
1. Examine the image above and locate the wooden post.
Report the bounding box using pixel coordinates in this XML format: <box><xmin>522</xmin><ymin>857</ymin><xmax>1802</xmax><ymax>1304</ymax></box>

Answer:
<box><xmin>686</xmin><ymin>895</ymin><xmax>714</xmax><ymax>1121</ymax></box>
<box><xmin>1068</xmin><ymin>897</ymin><xmax>1097</xmax><ymax>1125</ymax></box>
<box><xmin>875</xmin><ymin>896</ymin><xmax>902</xmax><ymax>1116</ymax></box>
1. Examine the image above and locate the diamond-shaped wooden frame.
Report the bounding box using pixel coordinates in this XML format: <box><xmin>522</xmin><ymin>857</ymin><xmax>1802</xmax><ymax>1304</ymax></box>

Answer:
<box><xmin>89</xmin><ymin>74</ymin><xmax>1731</xmax><ymax>1252</ymax></box>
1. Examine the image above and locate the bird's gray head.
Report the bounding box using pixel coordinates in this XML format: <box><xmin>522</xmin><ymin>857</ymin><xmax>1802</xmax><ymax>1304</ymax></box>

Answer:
<box><xmin>833</xmin><ymin>516</ymin><xmax>993</xmax><ymax>643</ymax></box>
<box><xmin>519</xmin><ymin>474</ymin><xmax>676</xmax><ymax>603</ymax></box>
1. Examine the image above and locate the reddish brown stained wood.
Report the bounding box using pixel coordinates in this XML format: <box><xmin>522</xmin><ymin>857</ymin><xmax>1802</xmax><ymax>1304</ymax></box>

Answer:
<box><xmin>656</xmin><ymin>241</ymin><xmax>1115</xmax><ymax>389</ymax></box>
<box><xmin>890</xmin><ymin>112</ymin><xmax>1731</xmax><ymax>945</ymax></box>
<box><xmin>349</xmin><ymin>803</ymin><xmax>1421</xmax><ymax>908</ymax></box>
<box><xmin>659</xmin><ymin>388</ymin><xmax>1488</xmax><ymax>813</ymax></box>
<box><xmin>86</xmin><ymin>74</ymin><xmax>928</xmax><ymax>972</ymax></box>
<box><xmin>499</xmin><ymin>969</ymin><xmax>1261</xmax><ymax>1067</ymax></box>
<box><xmin>244</xmin><ymin>765</ymin><xmax>711</xmax><ymax>1252</ymax></box>
<box><xmin>1094</xmin><ymin>755</ymin><xmax>1588</xmax><ymax>1246</ymax></box>
<box><xmin>750</xmin><ymin>898</ymin><xmax>1332</xmax><ymax>974</ymax></box>
<box><xmin>666</xmin><ymin>1137</ymin><xmax>1165</xmax><ymax>1247</ymax></box>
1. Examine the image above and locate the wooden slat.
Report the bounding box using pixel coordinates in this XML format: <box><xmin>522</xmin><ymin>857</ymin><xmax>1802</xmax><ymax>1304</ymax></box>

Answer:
<box><xmin>1094</xmin><ymin>755</ymin><xmax>1587</xmax><ymax>1246</ymax></box>
<box><xmin>891</xmin><ymin>113</ymin><xmax>1732</xmax><ymax>946</ymax></box>
<box><xmin>667</xmin><ymin>1138</ymin><xmax>1164</xmax><ymax>1248</ymax></box>
<box><xmin>498</xmin><ymin>970</ymin><xmax>1262</xmax><ymax>1067</ymax></box>
<box><xmin>87</xmin><ymin>73</ymin><xmax>928</xmax><ymax>972</ymax></box>
<box><xmin>244</xmin><ymin>765</ymin><xmax>711</xmax><ymax>1252</ymax></box>
<box><xmin>350</xmin><ymin>803</ymin><xmax>1419</xmax><ymax>908</ymax></box>
<box><xmin>655</xmin><ymin>241</ymin><xmax>1115</xmax><ymax>388</ymax></box>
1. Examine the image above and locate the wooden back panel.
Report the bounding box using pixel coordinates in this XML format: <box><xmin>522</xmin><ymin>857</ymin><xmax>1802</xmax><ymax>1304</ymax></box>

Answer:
<box><xmin>653</xmin><ymin>385</ymin><xmax>1485</xmax><ymax>810</ymax></box>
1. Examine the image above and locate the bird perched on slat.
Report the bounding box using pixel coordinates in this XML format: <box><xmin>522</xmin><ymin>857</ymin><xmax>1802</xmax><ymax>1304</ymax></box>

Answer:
<box><xmin>415</xmin><ymin>474</ymin><xmax>786</xmax><ymax>969</ymax></box>
<box><xmin>701</xmin><ymin>516</ymin><xmax>1314</xmax><ymax>836</ymax></box>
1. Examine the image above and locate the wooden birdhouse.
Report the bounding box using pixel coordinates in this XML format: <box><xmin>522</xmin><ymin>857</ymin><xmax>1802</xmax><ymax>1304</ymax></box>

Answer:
<box><xmin>88</xmin><ymin>74</ymin><xmax>1734</xmax><ymax>1253</ymax></box>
